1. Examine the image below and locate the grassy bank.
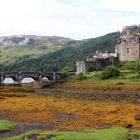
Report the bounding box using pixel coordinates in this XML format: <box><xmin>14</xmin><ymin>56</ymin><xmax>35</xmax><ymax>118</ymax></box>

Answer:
<box><xmin>3</xmin><ymin>127</ymin><xmax>140</xmax><ymax>140</ymax></box>
<box><xmin>64</xmin><ymin>70</ymin><xmax>140</xmax><ymax>85</ymax></box>
<box><xmin>0</xmin><ymin>120</ymin><xmax>16</xmax><ymax>132</ymax></box>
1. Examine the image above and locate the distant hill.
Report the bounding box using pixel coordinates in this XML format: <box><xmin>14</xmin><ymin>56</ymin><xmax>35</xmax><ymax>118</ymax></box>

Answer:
<box><xmin>0</xmin><ymin>35</ymin><xmax>75</xmax><ymax>64</ymax></box>
<box><xmin>0</xmin><ymin>32</ymin><xmax>120</xmax><ymax>72</ymax></box>
<box><xmin>0</xmin><ymin>35</ymin><xmax>73</xmax><ymax>47</ymax></box>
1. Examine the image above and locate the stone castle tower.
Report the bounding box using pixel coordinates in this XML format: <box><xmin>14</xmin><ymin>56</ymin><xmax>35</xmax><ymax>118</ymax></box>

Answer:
<box><xmin>115</xmin><ymin>25</ymin><xmax>140</xmax><ymax>61</ymax></box>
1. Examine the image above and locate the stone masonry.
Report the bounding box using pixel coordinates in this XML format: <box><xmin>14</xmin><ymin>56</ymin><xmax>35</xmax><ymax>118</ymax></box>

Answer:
<box><xmin>115</xmin><ymin>25</ymin><xmax>140</xmax><ymax>61</ymax></box>
<box><xmin>76</xmin><ymin>51</ymin><xmax>118</xmax><ymax>74</ymax></box>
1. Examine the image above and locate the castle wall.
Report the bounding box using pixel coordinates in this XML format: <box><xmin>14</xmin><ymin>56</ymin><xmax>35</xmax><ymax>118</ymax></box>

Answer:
<box><xmin>115</xmin><ymin>25</ymin><xmax>140</xmax><ymax>61</ymax></box>
<box><xmin>76</xmin><ymin>61</ymin><xmax>86</xmax><ymax>74</ymax></box>
<box><xmin>85</xmin><ymin>61</ymin><xmax>96</xmax><ymax>71</ymax></box>
<box><xmin>76</xmin><ymin>57</ymin><xmax>118</xmax><ymax>74</ymax></box>
<box><xmin>119</xmin><ymin>42</ymin><xmax>140</xmax><ymax>61</ymax></box>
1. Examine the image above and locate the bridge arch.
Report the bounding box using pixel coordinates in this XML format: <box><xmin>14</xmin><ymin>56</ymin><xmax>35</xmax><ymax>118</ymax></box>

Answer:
<box><xmin>21</xmin><ymin>76</ymin><xmax>39</xmax><ymax>82</ymax></box>
<box><xmin>21</xmin><ymin>77</ymin><xmax>35</xmax><ymax>83</ymax></box>
<box><xmin>42</xmin><ymin>77</ymin><xmax>49</xmax><ymax>81</ymax></box>
<box><xmin>3</xmin><ymin>78</ymin><xmax>15</xmax><ymax>84</ymax></box>
<box><xmin>6</xmin><ymin>76</ymin><xmax>18</xmax><ymax>82</ymax></box>
<box><xmin>2</xmin><ymin>76</ymin><xmax>18</xmax><ymax>84</ymax></box>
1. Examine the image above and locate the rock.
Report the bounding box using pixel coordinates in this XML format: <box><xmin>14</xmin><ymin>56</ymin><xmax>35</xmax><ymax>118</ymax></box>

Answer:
<box><xmin>135</xmin><ymin>114</ymin><xmax>140</xmax><ymax>121</ymax></box>
<box><xmin>126</xmin><ymin>124</ymin><xmax>133</xmax><ymax>128</ymax></box>
<box><xmin>116</xmin><ymin>82</ymin><xmax>124</xmax><ymax>85</ymax></box>
<box><xmin>45</xmin><ymin>134</ymin><xmax>56</xmax><ymax>140</ymax></box>
<box><xmin>24</xmin><ymin>133</ymin><xmax>39</xmax><ymax>140</ymax></box>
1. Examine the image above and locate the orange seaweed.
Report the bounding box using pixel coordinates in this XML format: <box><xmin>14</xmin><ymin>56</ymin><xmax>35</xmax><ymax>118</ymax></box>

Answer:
<box><xmin>0</xmin><ymin>86</ymin><xmax>140</xmax><ymax>130</ymax></box>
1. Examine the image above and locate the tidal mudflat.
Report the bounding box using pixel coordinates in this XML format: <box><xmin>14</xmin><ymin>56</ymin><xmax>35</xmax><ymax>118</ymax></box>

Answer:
<box><xmin>0</xmin><ymin>84</ymin><xmax>140</xmax><ymax>139</ymax></box>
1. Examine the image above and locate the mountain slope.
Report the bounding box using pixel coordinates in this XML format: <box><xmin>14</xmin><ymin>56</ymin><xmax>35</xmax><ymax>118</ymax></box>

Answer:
<box><xmin>0</xmin><ymin>32</ymin><xmax>120</xmax><ymax>72</ymax></box>
<box><xmin>0</xmin><ymin>35</ymin><xmax>75</xmax><ymax>64</ymax></box>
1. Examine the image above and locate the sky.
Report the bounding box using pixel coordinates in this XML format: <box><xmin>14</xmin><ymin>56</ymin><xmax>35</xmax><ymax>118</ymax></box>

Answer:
<box><xmin>0</xmin><ymin>0</ymin><xmax>140</xmax><ymax>39</ymax></box>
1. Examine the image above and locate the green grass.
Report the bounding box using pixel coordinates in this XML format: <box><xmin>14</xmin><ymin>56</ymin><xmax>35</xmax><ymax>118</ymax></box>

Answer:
<box><xmin>3</xmin><ymin>127</ymin><xmax>129</xmax><ymax>140</ymax></box>
<box><xmin>129</xmin><ymin>130</ymin><xmax>140</xmax><ymax>139</ymax></box>
<box><xmin>0</xmin><ymin>120</ymin><xmax>16</xmax><ymax>132</ymax></box>
<box><xmin>66</xmin><ymin>70</ymin><xmax>140</xmax><ymax>84</ymax></box>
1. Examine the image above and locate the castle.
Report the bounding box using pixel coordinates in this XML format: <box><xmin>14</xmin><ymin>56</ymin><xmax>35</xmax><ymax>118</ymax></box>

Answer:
<box><xmin>115</xmin><ymin>25</ymin><xmax>140</xmax><ymax>61</ymax></box>
<box><xmin>76</xmin><ymin>25</ymin><xmax>140</xmax><ymax>74</ymax></box>
<box><xmin>76</xmin><ymin>51</ymin><xmax>118</xmax><ymax>74</ymax></box>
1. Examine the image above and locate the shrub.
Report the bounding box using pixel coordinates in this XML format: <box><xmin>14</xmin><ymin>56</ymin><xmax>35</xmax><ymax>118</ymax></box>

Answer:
<box><xmin>134</xmin><ymin>61</ymin><xmax>140</xmax><ymax>71</ymax></box>
<box><xmin>76</xmin><ymin>73</ymin><xmax>87</xmax><ymax>80</ymax></box>
<box><xmin>100</xmin><ymin>66</ymin><xmax>120</xmax><ymax>80</ymax></box>
<box><xmin>120</xmin><ymin>60</ymin><xmax>140</xmax><ymax>72</ymax></box>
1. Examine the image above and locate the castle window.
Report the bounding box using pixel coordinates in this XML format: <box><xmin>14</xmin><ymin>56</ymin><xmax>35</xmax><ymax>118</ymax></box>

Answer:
<box><xmin>127</xmin><ymin>48</ymin><xmax>130</xmax><ymax>53</ymax></box>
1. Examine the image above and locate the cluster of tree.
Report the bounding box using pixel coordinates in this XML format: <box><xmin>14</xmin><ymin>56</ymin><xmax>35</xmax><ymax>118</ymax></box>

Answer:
<box><xmin>0</xmin><ymin>32</ymin><xmax>119</xmax><ymax>72</ymax></box>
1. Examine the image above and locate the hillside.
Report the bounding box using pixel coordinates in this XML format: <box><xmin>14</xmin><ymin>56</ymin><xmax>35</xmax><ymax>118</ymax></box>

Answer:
<box><xmin>0</xmin><ymin>35</ymin><xmax>75</xmax><ymax>64</ymax></box>
<box><xmin>0</xmin><ymin>32</ymin><xmax>120</xmax><ymax>72</ymax></box>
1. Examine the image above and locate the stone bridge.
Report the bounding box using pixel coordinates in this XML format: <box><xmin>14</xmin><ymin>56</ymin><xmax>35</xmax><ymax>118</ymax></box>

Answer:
<box><xmin>0</xmin><ymin>72</ymin><xmax>61</xmax><ymax>85</ymax></box>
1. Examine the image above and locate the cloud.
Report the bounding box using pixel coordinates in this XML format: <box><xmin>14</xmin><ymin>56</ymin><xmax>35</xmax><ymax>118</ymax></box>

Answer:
<box><xmin>0</xmin><ymin>0</ymin><xmax>139</xmax><ymax>39</ymax></box>
<box><xmin>97</xmin><ymin>0</ymin><xmax>140</xmax><ymax>12</ymax></box>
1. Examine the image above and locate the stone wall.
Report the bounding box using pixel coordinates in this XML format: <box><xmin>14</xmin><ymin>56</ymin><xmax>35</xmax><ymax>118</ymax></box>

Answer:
<box><xmin>76</xmin><ymin>61</ymin><xmax>86</xmax><ymax>74</ymax></box>
<box><xmin>119</xmin><ymin>43</ymin><xmax>140</xmax><ymax>61</ymax></box>
<box><xmin>116</xmin><ymin>25</ymin><xmax>140</xmax><ymax>61</ymax></box>
<box><xmin>76</xmin><ymin>57</ymin><xmax>118</xmax><ymax>74</ymax></box>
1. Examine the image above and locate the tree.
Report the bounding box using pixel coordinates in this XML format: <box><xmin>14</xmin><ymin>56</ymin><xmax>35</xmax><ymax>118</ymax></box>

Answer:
<box><xmin>61</xmin><ymin>67</ymin><xmax>70</xmax><ymax>79</ymax></box>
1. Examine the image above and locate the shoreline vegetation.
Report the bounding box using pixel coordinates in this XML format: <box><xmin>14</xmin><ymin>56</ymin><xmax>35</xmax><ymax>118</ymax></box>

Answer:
<box><xmin>2</xmin><ymin>126</ymin><xmax>140</xmax><ymax>140</ymax></box>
